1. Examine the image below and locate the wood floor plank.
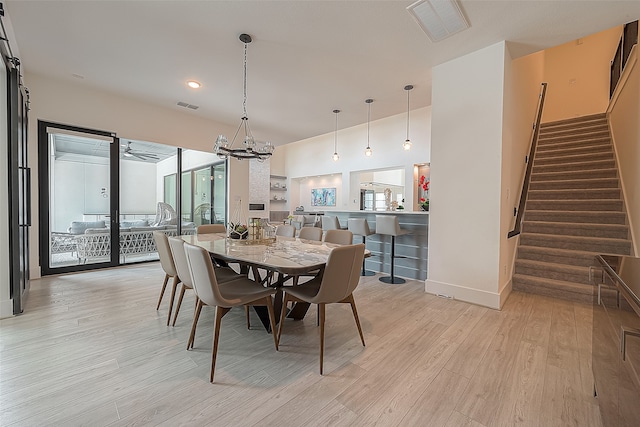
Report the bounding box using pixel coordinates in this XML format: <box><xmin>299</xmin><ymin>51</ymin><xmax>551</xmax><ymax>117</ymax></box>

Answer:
<box><xmin>0</xmin><ymin>262</ymin><xmax>602</xmax><ymax>426</ymax></box>
<box><xmin>399</xmin><ymin>368</ymin><xmax>470</xmax><ymax>426</ymax></box>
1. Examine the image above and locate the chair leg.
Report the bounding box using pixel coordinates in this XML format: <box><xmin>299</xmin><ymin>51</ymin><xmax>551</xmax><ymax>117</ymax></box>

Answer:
<box><xmin>277</xmin><ymin>293</ymin><xmax>290</xmax><ymax>345</ymax></box>
<box><xmin>319</xmin><ymin>303</ymin><xmax>326</xmax><ymax>375</ymax></box>
<box><xmin>265</xmin><ymin>295</ymin><xmax>279</xmax><ymax>351</ymax></box>
<box><xmin>166</xmin><ymin>275</ymin><xmax>180</xmax><ymax>326</ymax></box>
<box><xmin>171</xmin><ymin>284</ymin><xmax>187</xmax><ymax>327</ymax></box>
<box><xmin>156</xmin><ymin>274</ymin><xmax>169</xmax><ymax>310</ymax></box>
<box><xmin>210</xmin><ymin>306</ymin><xmax>230</xmax><ymax>383</ymax></box>
<box><xmin>347</xmin><ymin>294</ymin><xmax>365</xmax><ymax>346</ymax></box>
<box><xmin>188</xmin><ymin>299</ymin><xmax>204</xmax><ymax>350</ymax></box>
<box><xmin>245</xmin><ymin>306</ymin><xmax>251</xmax><ymax>329</ymax></box>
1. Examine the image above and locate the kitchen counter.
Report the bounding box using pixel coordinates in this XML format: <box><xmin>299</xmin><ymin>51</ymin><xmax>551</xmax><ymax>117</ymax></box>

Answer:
<box><xmin>328</xmin><ymin>210</ymin><xmax>429</xmax><ymax>281</ymax></box>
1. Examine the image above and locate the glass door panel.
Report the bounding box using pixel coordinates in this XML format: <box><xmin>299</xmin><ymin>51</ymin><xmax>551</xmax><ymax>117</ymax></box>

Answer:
<box><xmin>193</xmin><ymin>167</ymin><xmax>212</xmax><ymax>226</ymax></box>
<box><xmin>212</xmin><ymin>163</ymin><xmax>226</xmax><ymax>225</ymax></box>
<box><xmin>118</xmin><ymin>139</ymin><xmax>178</xmax><ymax>264</ymax></box>
<box><xmin>41</xmin><ymin>125</ymin><xmax>117</xmax><ymax>272</ymax></box>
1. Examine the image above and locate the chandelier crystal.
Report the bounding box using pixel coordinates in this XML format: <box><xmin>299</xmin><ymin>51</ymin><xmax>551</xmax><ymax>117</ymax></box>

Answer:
<box><xmin>213</xmin><ymin>33</ymin><xmax>274</xmax><ymax>162</ymax></box>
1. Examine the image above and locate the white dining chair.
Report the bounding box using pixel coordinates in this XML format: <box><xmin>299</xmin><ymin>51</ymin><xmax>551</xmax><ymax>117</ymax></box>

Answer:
<box><xmin>277</xmin><ymin>243</ymin><xmax>366</xmax><ymax>374</ymax></box>
<box><xmin>153</xmin><ymin>231</ymin><xmax>180</xmax><ymax>326</ymax></box>
<box><xmin>184</xmin><ymin>242</ymin><xmax>279</xmax><ymax>383</ymax></box>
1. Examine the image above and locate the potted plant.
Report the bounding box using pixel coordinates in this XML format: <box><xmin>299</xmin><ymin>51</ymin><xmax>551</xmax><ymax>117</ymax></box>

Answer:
<box><xmin>228</xmin><ymin>222</ymin><xmax>248</xmax><ymax>239</ymax></box>
<box><xmin>419</xmin><ymin>197</ymin><xmax>429</xmax><ymax>211</ymax></box>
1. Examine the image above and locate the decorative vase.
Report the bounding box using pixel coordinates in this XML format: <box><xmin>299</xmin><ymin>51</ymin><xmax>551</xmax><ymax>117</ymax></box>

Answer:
<box><xmin>421</xmin><ymin>205</ymin><xmax>429</xmax><ymax>211</ymax></box>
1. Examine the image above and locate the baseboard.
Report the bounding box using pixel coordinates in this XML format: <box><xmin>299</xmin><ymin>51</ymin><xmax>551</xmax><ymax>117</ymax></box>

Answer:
<box><xmin>30</xmin><ymin>266</ymin><xmax>41</xmax><ymax>280</ymax></box>
<box><xmin>0</xmin><ymin>298</ymin><xmax>14</xmax><ymax>319</ymax></box>
<box><xmin>425</xmin><ymin>279</ymin><xmax>506</xmax><ymax>309</ymax></box>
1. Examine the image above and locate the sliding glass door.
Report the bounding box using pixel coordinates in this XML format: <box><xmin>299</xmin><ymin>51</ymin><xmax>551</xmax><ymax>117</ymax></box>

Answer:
<box><xmin>39</xmin><ymin>122</ymin><xmax>120</xmax><ymax>274</ymax></box>
<box><xmin>38</xmin><ymin>123</ymin><xmax>227</xmax><ymax>275</ymax></box>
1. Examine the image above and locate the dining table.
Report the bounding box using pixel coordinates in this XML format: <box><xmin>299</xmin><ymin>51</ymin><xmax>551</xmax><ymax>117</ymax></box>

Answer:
<box><xmin>181</xmin><ymin>233</ymin><xmax>360</xmax><ymax>330</ymax></box>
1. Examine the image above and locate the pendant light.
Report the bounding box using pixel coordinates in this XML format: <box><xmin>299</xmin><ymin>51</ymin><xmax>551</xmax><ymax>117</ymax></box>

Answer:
<box><xmin>332</xmin><ymin>109</ymin><xmax>340</xmax><ymax>162</ymax></box>
<box><xmin>403</xmin><ymin>84</ymin><xmax>413</xmax><ymax>151</ymax></box>
<box><xmin>213</xmin><ymin>33</ymin><xmax>274</xmax><ymax>162</ymax></box>
<box><xmin>365</xmin><ymin>99</ymin><xmax>373</xmax><ymax>157</ymax></box>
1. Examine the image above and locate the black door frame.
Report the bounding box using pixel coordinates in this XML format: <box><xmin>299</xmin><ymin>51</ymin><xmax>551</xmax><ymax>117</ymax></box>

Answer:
<box><xmin>38</xmin><ymin>121</ymin><xmax>120</xmax><ymax>275</ymax></box>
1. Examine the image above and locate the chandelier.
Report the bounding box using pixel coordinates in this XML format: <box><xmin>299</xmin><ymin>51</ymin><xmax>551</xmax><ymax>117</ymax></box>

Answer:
<box><xmin>214</xmin><ymin>33</ymin><xmax>274</xmax><ymax>162</ymax></box>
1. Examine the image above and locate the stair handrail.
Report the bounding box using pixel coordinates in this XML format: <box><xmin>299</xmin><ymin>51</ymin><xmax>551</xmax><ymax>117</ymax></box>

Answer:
<box><xmin>508</xmin><ymin>82</ymin><xmax>547</xmax><ymax>238</ymax></box>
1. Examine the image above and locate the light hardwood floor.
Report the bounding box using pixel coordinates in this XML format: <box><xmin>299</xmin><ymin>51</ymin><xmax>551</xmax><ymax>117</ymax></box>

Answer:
<box><xmin>0</xmin><ymin>263</ymin><xmax>601</xmax><ymax>426</ymax></box>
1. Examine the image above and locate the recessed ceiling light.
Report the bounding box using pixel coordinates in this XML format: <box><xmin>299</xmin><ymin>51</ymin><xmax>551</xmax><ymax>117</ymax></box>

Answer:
<box><xmin>187</xmin><ymin>80</ymin><xmax>201</xmax><ymax>89</ymax></box>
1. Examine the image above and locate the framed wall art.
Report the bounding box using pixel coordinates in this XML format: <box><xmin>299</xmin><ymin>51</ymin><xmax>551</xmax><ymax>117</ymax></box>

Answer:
<box><xmin>311</xmin><ymin>188</ymin><xmax>336</xmax><ymax>206</ymax></box>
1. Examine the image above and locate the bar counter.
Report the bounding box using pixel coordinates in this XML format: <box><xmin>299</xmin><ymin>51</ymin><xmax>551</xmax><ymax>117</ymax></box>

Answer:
<box><xmin>331</xmin><ymin>210</ymin><xmax>429</xmax><ymax>281</ymax></box>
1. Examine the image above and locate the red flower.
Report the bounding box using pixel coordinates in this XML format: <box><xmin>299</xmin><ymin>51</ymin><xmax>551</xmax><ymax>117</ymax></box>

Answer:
<box><xmin>420</xmin><ymin>175</ymin><xmax>425</xmax><ymax>184</ymax></box>
<box><xmin>420</xmin><ymin>197</ymin><xmax>426</xmax><ymax>203</ymax></box>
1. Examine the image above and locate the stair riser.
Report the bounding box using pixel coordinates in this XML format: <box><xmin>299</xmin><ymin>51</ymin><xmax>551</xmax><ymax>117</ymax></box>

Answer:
<box><xmin>526</xmin><ymin>200</ymin><xmax>623</xmax><ymax>211</ymax></box>
<box><xmin>520</xmin><ymin>235</ymin><xmax>631</xmax><ymax>254</ymax></box>
<box><xmin>512</xmin><ymin>278</ymin><xmax>594</xmax><ymax>304</ymax></box>
<box><xmin>538</xmin><ymin>128</ymin><xmax>609</xmax><ymax>143</ymax></box>
<box><xmin>539</xmin><ymin>125</ymin><xmax>609</xmax><ymax>139</ymax></box>
<box><xmin>534</xmin><ymin>152</ymin><xmax>614</xmax><ymax>165</ymax></box>
<box><xmin>522</xmin><ymin>223</ymin><xmax>629</xmax><ymax>240</ymax></box>
<box><xmin>524</xmin><ymin>211</ymin><xmax>627</xmax><ymax>224</ymax></box>
<box><xmin>541</xmin><ymin>115</ymin><xmax>606</xmax><ymax>130</ymax></box>
<box><xmin>536</xmin><ymin>145</ymin><xmax>612</xmax><ymax>158</ymax></box>
<box><xmin>537</xmin><ymin>139</ymin><xmax>610</xmax><ymax>152</ymax></box>
<box><xmin>528</xmin><ymin>189</ymin><xmax>620</xmax><ymax>200</ymax></box>
<box><xmin>533</xmin><ymin>160</ymin><xmax>615</xmax><ymax>173</ymax></box>
<box><xmin>531</xmin><ymin>169</ymin><xmax>617</xmax><ymax>181</ymax></box>
<box><xmin>515</xmin><ymin>264</ymin><xmax>591</xmax><ymax>285</ymax></box>
<box><xmin>529</xmin><ymin>179</ymin><xmax>618</xmax><ymax>190</ymax></box>
<box><xmin>517</xmin><ymin>248</ymin><xmax>598</xmax><ymax>267</ymax></box>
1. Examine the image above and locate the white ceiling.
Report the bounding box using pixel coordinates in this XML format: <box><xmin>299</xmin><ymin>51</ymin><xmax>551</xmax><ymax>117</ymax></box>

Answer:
<box><xmin>5</xmin><ymin>1</ymin><xmax>640</xmax><ymax>146</ymax></box>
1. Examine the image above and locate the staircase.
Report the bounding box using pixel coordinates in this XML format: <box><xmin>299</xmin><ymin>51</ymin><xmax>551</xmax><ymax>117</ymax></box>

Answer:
<box><xmin>512</xmin><ymin>113</ymin><xmax>632</xmax><ymax>303</ymax></box>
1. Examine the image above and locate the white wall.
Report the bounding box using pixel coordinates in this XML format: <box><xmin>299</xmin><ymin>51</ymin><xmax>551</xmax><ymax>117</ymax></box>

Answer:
<box><xmin>282</xmin><ymin>107</ymin><xmax>431</xmax><ymax>211</ymax></box>
<box><xmin>542</xmin><ymin>26</ymin><xmax>623</xmax><ymax>122</ymax></box>
<box><xmin>500</xmin><ymin>48</ymin><xmax>546</xmax><ymax>305</ymax></box>
<box><xmin>609</xmin><ymin>49</ymin><xmax>639</xmax><ymax>255</ymax></box>
<box><xmin>25</xmin><ymin>72</ymin><xmax>246</xmax><ymax>278</ymax></box>
<box><xmin>427</xmin><ymin>42</ymin><xmax>508</xmax><ymax>309</ymax></box>
<box><xmin>0</xmin><ymin>61</ymin><xmax>12</xmax><ymax>317</ymax></box>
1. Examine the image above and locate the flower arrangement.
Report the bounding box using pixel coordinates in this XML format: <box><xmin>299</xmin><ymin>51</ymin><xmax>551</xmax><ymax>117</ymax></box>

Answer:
<box><xmin>419</xmin><ymin>175</ymin><xmax>430</xmax><ymax>211</ymax></box>
<box><xmin>228</xmin><ymin>222</ymin><xmax>248</xmax><ymax>239</ymax></box>
<box><xmin>420</xmin><ymin>175</ymin><xmax>430</xmax><ymax>192</ymax></box>
<box><xmin>419</xmin><ymin>197</ymin><xmax>429</xmax><ymax>211</ymax></box>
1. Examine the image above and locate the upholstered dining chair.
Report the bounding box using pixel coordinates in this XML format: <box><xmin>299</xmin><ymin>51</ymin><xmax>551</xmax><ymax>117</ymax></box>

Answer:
<box><xmin>277</xmin><ymin>243</ymin><xmax>366</xmax><ymax>374</ymax></box>
<box><xmin>298</xmin><ymin>226</ymin><xmax>323</xmax><ymax>241</ymax></box>
<box><xmin>323</xmin><ymin>229</ymin><xmax>353</xmax><ymax>245</ymax></box>
<box><xmin>275</xmin><ymin>224</ymin><xmax>296</xmax><ymax>238</ymax></box>
<box><xmin>196</xmin><ymin>224</ymin><xmax>226</xmax><ymax>234</ymax></box>
<box><xmin>183</xmin><ymin>242</ymin><xmax>279</xmax><ymax>383</ymax></box>
<box><xmin>168</xmin><ymin>237</ymin><xmax>242</xmax><ymax>329</ymax></box>
<box><xmin>153</xmin><ymin>231</ymin><xmax>180</xmax><ymax>326</ymax></box>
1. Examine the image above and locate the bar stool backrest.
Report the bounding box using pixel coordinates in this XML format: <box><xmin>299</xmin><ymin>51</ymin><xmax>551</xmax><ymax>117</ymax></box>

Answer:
<box><xmin>375</xmin><ymin>215</ymin><xmax>401</xmax><ymax>236</ymax></box>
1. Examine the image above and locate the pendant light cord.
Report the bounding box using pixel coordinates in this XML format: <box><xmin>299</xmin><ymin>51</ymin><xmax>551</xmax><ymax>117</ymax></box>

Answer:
<box><xmin>367</xmin><ymin>101</ymin><xmax>371</xmax><ymax>147</ymax></box>
<box><xmin>406</xmin><ymin>88</ymin><xmax>410</xmax><ymax>140</ymax></box>
<box><xmin>243</xmin><ymin>41</ymin><xmax>248</xmax><ymax>118</ymax></box>
<box><xmin>334</xmin><ymin>110</ymin><xmax>338</xmax><ymax>152</ymax></box>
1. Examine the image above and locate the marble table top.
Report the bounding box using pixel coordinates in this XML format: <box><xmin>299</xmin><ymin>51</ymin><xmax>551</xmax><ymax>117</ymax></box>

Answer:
<box><xmin>181</xmin><ymin>233</ymin><xmax>347</xmax><ymax>275</ymax></box>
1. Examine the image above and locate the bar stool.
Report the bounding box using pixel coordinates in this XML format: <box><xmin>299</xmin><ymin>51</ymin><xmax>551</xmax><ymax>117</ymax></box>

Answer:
<box><xmin>375</xmin><ymin>215</ymin><xmax>410</xmax><ymax>284</ymax></box>
<box><xmin>321</xmin><ymin>216</ymin><xmax>343</xmax><ymax>231</ymax></box>
<box><xmin>348</xmin><ymin>218</ymin><xmax>376</xmax><ymax>276</ymax></box>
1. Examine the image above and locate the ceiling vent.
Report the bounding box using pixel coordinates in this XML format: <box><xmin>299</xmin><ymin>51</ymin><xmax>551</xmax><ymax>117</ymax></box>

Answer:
<box><xmin>407</xmin><ymin>0</ymin><xmax>470</xmax><ymax>42</ymax></box>
<box><xmin>177</xmin><ymin>101</ymin><xmax>199</xmax><ymax>110</ymax></box>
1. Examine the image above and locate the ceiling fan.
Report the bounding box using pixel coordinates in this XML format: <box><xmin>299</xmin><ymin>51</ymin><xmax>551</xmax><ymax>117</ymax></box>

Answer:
<box><xmin>121</xmin><ymin>141</ymin><xmax>159</xmax><ymax>160</ymax></box>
